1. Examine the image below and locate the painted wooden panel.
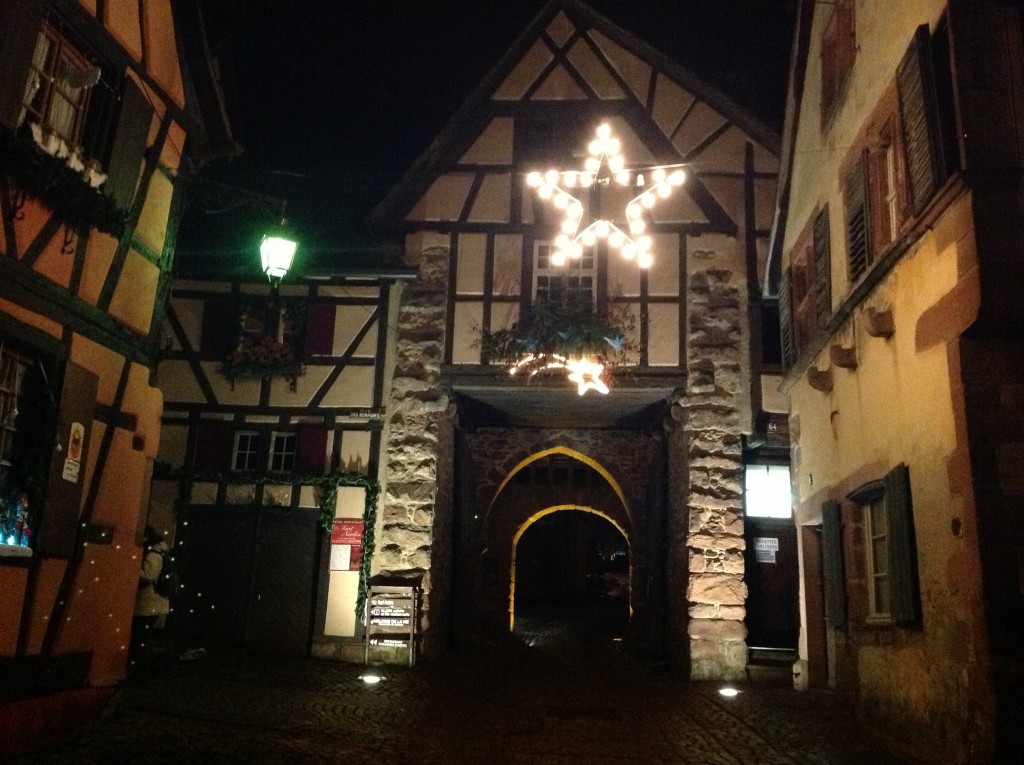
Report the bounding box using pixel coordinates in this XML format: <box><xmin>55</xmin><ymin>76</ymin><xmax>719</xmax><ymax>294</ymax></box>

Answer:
<box><xmin>468</xmin><ymin>174</ymin><xmax>511</xmax><ymax>222</ymax></box>
<box><xmin>271</xmin><ymin>366</ymin><xmax>333</xmax><ymax>407</ymax></box>
<box><xmin>590</xmin><ymin>30</ymin><xmax>651</xmax><ymax>102</ymax></box>
<box><xmin>226</xmin><ymin>483</ymin><xmax>256</xmax><ymax>505</ymax></box>
<box><xmin>70</xmin><ymin>334</ymin><xmax>125</xmax><ymax>403</ymax></box>
<box><xmin>108</xmin><ymin>251</ymin><xmax>159</xmax><ymax>334</ymax></box>
<box><xmin>457</xmin><ymin>233</ymin><xmax>487</xmax><ymax>294</ymax></box>
<box><xmin>460</xmin><ymin>118</ymin><xmax>513</xmax><ymax>164</ymax></box>
<box><xmin>204</xmin><ymin>363</ymin><xmax>260</xmax><ymax>405</ymax></box>
<box><xmin>494</xmin><ymin>40</ymin><xmax>554</xmax><ymax>100</ymax></box>
<box><xmin>79</xmin><ymin>233</ymin><xmax>118</xmax><ymax>305</ymax></box>
<box><xmin>755</xmin><ymin>177</ymin><xmax>778</xmax><ymax>231</ymax></box>
<box><xmin>262</xmin><ymin>484</ymin><xmax>292</xmax><ymax>507</ymax></box>
<box><xmin>92</xmin><ymin>429</ymin><xmax>147</xmax><ymax>528</ymax></box>
<box><xmin>694</xmin><ymin>126</ymin><xmax>754</xmax><ymax>172</ymax></box>
<box><xmin>105</xmin><ymin>0</ymin><xmax>143</xmax><ymax>61</ymax></box>
<box><xmin>325</xmin><ymin>571</ymin><xmax>359</xmax><ymax>636</ymax></box>
<box><xmin>452</xmin><ymin>302</ymin><xmax>484</xmax><ymax>364</ymax></box>
<box><xmin>135</xmin><ymin>171</ymin><xmax>173</xmax><ymax>256</ymax></box>
<box><xmin>190</xmin><ymin>482</ymin><xmax>218</xmax><ymax>504</ymax></box>
<box><xmin>701</xmin><ymin>176</ymin><xmax>746</xmax><ymax>225</ymax></box>
<box><xmin>32</xmin><ymin>229</ymin><xmax>74</xmax><ymax>289</ymax></box>
<box><xmin>493</xmin><ymin>234</ymin><xmax>522</xmax><ymax>296</ymax></box>
<box><xmin>145</xmin><ymin>0</ymin><xmax>186</xmax><ymax>107</ymax></box>
<box><xmin>566</xmin><ymin>37</ymin><xmax>627</xmax><ymax>99</ymax></box>
<box><xmin>338</xmin><ymin>430</ymin><xmax>372</xmax><ymax>473</ymax></box>
<box><xmin>330</xmin><ymin>366</ymin><xmax>375</xmax><ymax>408</ymax></box>
<box><xmin>653</xmin><ymin>75</ymin><xmax>697</xmax><ymax>136</ymax></box>
<box><xmin>648</xmin><ymin>304</ymin><xmax>680</xmax><ymax>367</ymax></box>
<box><xmin>408</xmin><ymin>175</ymin><xmax>474</xmax><ymax>222</ymax></box>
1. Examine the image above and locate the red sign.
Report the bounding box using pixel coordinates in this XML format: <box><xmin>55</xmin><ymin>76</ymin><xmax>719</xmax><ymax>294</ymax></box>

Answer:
<box><xmin>331</xmin><ymin>519</ymin><xmax>364</xmax><ymax>545</ymax></box>
<box><xmin>350</xmin><ymin>545</ymin><xmax>363</xmax><ymax>570</ymax></box>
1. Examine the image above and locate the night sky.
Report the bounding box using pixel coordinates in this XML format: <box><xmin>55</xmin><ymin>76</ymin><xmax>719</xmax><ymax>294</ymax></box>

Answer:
<box><xmin>179</xmin><ymin>0</ymin><xmax>795</xmax><ymax>273</ymax></box>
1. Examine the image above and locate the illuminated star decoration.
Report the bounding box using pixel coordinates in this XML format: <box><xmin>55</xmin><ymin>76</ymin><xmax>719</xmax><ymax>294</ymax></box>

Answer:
<box><xmin>566</xmin><ymin>357</ymin><xmax>610</xmax><ymax>396</ymax></box>
<box><xmin>525</xmin><ymin>122</ymin><xmax>686</xmax><ymax>270</ymax></box>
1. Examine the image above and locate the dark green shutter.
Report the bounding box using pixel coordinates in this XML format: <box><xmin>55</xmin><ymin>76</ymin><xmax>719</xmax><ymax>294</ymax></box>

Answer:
<box><xmin>822</xmin><ymin>500</ymin><xmax>846</xmax><ymax>628</ymax></box>
<box><xmin>844</xmin><ymin>151</ymin><xmax>871</xmax><ymax>282</ymax></box>
<box><xmin>778</xmin><ymin>267</ymin><xmax>794</xmax><ymax>368</ymax></box>
<box><xmin>0</xmin><ymin>0</ymin><xmax>45</xmax><ymax>132</ymax></box>
<box><xmin>885</xmin><ymin>463</ymin><xmax>919</xmax><ymax>624</ymax></box>
<box><xmin>104</xmin><ymin>78</ymin><xmax>152</xmax><ymax>210</ymax></box>
<box><xmin>812</xmin><ymin>206</ymin><xmax>832</xmax><ymax>328</ymax></box>
<box><xmin>897</xmin><ymin>25</ymin><xmax>944</xmax><ymax>215</ymax></box>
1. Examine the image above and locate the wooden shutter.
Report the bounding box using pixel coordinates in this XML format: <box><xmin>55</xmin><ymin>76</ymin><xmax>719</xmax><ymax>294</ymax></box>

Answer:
<box><xmin>844</xmin><ymin>151</ymin><xmax>871</xmax><ymax>282</ymax></box>
<box><xmin>194</xmin><ymin>420</ymin><xmax>234</xmax><ymax>472</ymax></box>
<box><xmin>778</xmin><ymin>267</ymin><xmax>794</xmax><ymax>368</ymax></box>
<box><xmin>104</xmin><ymin>78</ymin><xmax>152</xmax><ymax>210</ymax></box>
<box><xmin>821</xmin><ymin>500</ymin><xmax>847</xmax><ymax>628</ymax></box>
<box><xmin>897</xmin><ymin>25</ymin><xmax>943</xmax><ymax>215</ymax></box>
<box><xmin>811</xmin><ymin>206</ymin><xmax>832</xmax><ymax>329</ymax></box>
<box><xmin>0</xmin><ymin>0</ymin><xmax>45</xmax><ymax>132</ymax></box>
<box><xmin>303</xmin><ymin>304</ymin><xmax>336</xmax><ymax>356</ymax></box>
<box><xmin>200</xmin><ymin>299</ymin><xmax>239</xmax><ymax>356</ymax></box>
<box><xmin>39</xmin><ymin>363</ymin><xmax>98</xmax><ymax>557</ymax></box>
<box><xmin>884</xmin><ymin>463</ymin><xmax>919</xmax><ymax>624</ymax></box>
<box><xmin>295</xmin><ymin>425</ymin><xmax>328</xmax><ymax>473</ymax></box>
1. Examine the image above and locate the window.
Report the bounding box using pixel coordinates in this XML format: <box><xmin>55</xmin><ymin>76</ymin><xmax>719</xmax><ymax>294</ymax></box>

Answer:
<box><xmin>864</xmin><ymin>494</ymin><xmax>891</xmax><ymax>618</ymax></box>
<box><xmin>533</xmin><ymin>241</ymin><xmax>595</xmax><ymax>308</ymax></box>
<box><xmin>232</xmin><ymin>431</ymin><xmax>260</xmax><ymax>472</ymax></box>
<box><xmin>848</xmin><ymin>463</ymin><xmax>919</xmax><ymax>625</ymax></box>
<box><xmin>21</xmin><ymin>24</ymin><xmax>93</xmax><ymax>146</ymax></box>
<box><xmin>0</xmin><ymin>345</ymin><xmax>31</xmax><ymax>547</ymax></box>
<box><xmin>744</xmin><ymin>464</ymin><xmax>792</xmax><ymax>519</ymax></box>
<box><xmin>269</xmin><ymin>432</ymin><xmax>296</xmax><ymax>473</ymax></box>
<box><xmin>820</xmin><ymin>0</ymin><xmax>856</xmax><ymax>124</ymax></box>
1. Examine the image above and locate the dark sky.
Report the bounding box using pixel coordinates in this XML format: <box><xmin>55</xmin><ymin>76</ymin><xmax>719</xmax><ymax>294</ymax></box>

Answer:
<box><xmin>181</xmin><ymin>0</ymin><xmax>795</xmax><ymax>272</ymax></box>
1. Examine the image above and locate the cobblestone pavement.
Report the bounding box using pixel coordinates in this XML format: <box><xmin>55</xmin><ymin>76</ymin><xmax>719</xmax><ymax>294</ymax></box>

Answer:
<box><xmin>14</xmin><ymin>603</ymin><xmax>914</xmax><ymax>765</ymax></box>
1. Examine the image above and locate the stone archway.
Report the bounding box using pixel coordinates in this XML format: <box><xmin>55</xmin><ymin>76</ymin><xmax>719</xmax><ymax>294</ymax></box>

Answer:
<box><xmin>509</xmin><ymin>504</ymin><xmax>629</xmax><ymax>631</ymax></box>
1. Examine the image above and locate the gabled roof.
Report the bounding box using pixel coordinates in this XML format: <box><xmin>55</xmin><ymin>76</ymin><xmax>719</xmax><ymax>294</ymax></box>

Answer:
<box><xmin>368</xmin><ymin>0</ymin><xmax>780</xmax><ymax>230</ymax></box>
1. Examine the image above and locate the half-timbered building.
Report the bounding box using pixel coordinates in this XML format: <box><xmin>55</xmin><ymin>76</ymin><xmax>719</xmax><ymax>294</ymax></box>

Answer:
<box><xmin>0</xmin><ymin>0</ymin><xmax>236</xmax><ymax>755</ymax></box>
<box><xmin>368</xmin><ymin>0</ymin><xmax>788</xmax><ymax>677</ymax></box>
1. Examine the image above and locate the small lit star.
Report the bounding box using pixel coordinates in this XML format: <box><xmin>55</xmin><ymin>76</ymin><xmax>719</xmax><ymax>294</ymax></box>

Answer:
<box><xmin>566</xmin><ymin>357</ymin><xmax>610</xmax><ymax>396</ymax></box>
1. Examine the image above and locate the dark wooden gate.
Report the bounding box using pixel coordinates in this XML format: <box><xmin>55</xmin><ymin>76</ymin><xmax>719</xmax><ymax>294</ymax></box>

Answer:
<box><xmin>743</xmin><ymin>518</ymin><xmax>799</xmax><ymax>649</ymax></box>
<box><xmin>174</xmin><ymin>506</ymin><xmax>321</xmax><ymax>656</ymax></box>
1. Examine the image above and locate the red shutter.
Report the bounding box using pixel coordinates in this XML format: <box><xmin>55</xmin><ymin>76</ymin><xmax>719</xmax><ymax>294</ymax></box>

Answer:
<box><xmin>778</xmin><ymin>267</ymin><xmax>794</xmax><ymax>368</ymax></box>
<box><xmin>303</xmin><ymin>303</ymin><xmax>336</xmax><ymax>356</ymax></box>
<box><xmin>811</xmin><ymin>206</ymin><xmax>832</xmax><ymax>329</ymax></box>
<box><xmin>295</xmin><ymin>425</ymin><xmax>328</xmax><ymax>473</ymax></box>
<box><xmin>194</xmin><ymin>421</ymin><xmax>234</xmax><ymax>472</ymax></box>
<box><xmin>200</xmin><ymin>299</ymin><xmax>239</xmax><ymax>356</ymax></box>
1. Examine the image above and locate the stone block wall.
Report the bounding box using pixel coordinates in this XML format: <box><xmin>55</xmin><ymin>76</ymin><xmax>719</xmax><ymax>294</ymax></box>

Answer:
<box><xmin>378</xmin><ymin>246</ymin><xmax>451</xmax><ymax>659</ymax></box>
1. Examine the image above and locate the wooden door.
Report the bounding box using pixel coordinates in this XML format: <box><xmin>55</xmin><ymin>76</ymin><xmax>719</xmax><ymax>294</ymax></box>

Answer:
<box><xmin>175</xmin><ymin>507</ymin><xmax>319</xmax><ymax>655</ymax></box>
<box><xmin>743</xmin><ymin>518</ymin><xmax>799</xmax><ymax>649</ymax></box>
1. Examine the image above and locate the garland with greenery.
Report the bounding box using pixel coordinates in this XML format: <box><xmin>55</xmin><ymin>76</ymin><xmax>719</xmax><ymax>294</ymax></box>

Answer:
<box><xmin>480</xmin><ymin>296</ymin><xmax>636</xmax><ymax>367</ymax></box>
<box><xmin>1</xmin><ymin>127</ymin><xmax>127</xmax><ymax>236</ymax></box>
<box><xmin>175</xmin><ymin>469</ymin><xmax>379</xmax><ymax>620</ymax></box>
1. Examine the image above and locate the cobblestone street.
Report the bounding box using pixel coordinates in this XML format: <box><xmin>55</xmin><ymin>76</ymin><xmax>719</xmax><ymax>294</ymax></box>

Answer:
<box><xmin>11</xmin><ymin>602</ymin><xmax>915</xmax><ymax>765</ymax></box>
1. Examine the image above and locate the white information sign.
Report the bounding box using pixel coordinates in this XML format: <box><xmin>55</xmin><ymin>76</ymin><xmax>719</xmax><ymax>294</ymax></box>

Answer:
<box><xmin>754</xmin><ymin>536</ymin><xmax>779</xmax><ymax>564</ymax></box>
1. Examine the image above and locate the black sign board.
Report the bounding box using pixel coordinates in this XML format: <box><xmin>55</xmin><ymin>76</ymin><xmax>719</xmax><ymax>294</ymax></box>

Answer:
<box><xmin>364</xmin><ymin>584</ymin><xmax>418</xmax><ymax>666</ymax></box>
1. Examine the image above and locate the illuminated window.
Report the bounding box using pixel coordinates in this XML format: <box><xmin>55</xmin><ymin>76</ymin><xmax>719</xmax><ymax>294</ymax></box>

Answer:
<box><xmin>21</xmin><ymin>24</ymin><xmax>93</xmax><ymax>146</ymax></box>
<box><xmin>269</xmin><ymin>432</ymin><xmax>296</xmax><ymax>473</ymax></box>
<box><xmin>533</xmin><ymin>241</ymin><xmax>595</xmax><ymax>308</ymax></box>
<box><xmin>231</xmin><ymin>431</ymin><xmax>260</xmax><ymax>472</ymax></box>
<box><xmin>744</xmin><ymin>464</ymin><xmax>792</xmax><ymax>519</ymax></box>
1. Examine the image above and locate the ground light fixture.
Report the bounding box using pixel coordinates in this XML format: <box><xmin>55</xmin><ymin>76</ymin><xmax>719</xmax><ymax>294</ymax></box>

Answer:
<box><xmin>360</xmin><ymin>669</ymin><xmax>385</xmax><ymax>685</ymax></box>
<box><xmin>718</xmin><ymin>686</ymin><xmax>740</xmax><ymax>698</ymax></box>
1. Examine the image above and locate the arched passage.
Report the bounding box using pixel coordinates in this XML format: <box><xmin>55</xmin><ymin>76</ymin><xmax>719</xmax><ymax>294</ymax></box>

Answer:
<box><xmin>509</xmin><ymin>505</ymin><xmax>629</xmax><ymax>632</ymax></box>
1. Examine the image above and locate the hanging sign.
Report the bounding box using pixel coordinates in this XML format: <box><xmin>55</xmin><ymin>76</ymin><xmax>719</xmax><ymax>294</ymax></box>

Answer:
<box><xmin>331</xmin><ymin>519</ymin><xmax>363</xmax><ymax>545</ymax></box>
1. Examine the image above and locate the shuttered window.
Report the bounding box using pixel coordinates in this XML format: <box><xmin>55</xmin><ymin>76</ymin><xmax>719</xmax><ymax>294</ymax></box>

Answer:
<box><xmin>778</xmin><ymin>269</ymin><xmax>794</xmax><ymax>369</ymax></box>
<box><xmin>844</xmin><ymin>151</ymin><xmax>871</xmax><ymax>282</ymax></box>
<box><xmin>779</xmin><ymin>206</ymin><xmax>830</xmax><ymax>369</ymax></box>
<box><xmin>811</xmin><ymin>206</ymin><xmax>832</xmax><ymax>328</ymax></box>
<box><xmin>848</xmin><ymin>463</ymin><xmax>919</xmax><ymax>626</ymax></box>
<box><xmin>897</xmin><ymin>26</ymin><xmax>944</xmax><ymax>216</ymax></box>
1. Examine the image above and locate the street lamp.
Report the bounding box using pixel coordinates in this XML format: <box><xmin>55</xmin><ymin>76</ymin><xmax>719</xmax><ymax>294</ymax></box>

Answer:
<box><xmin>260</xmin><ymin>223</ymin><xmax>298</xmax><ymax>283</ymax></box>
